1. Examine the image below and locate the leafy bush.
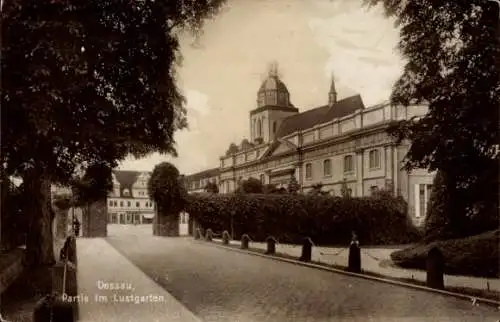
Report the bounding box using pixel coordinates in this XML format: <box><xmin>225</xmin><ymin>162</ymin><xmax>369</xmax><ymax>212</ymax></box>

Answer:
<box><xmin>148</xmin><ymin>162</ymin><xmax>186</xmax><ymax>214</ymax></box>
<box><xmin>185</xmin><ymin>193</ymin><xmax>421</xmax><ymax>245</ymax></box>
<box><xmin>53</xmin><ymin>193</ymin><xmax>73</xmax><ymax>210</ymax></box>
<box><xmin>204</xmin><ymin>182</ymin><xmax>219</xmax><ymax>193</ymax></box>
<box><xmin>236</xmin><ymin>178</ymin><xmax>263</xmax><ymax>194</ymax></box>
<box><xmin>390</xmin><ymin>230</ymin><xmax>499</xmax><ymax>278</ymax></box>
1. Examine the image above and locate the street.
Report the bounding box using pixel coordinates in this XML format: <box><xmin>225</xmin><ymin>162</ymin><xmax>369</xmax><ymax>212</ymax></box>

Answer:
<box><xmin>105</xmin><ymin>230</ymin><xmax>499</xmax><ymax>322</ymax></box>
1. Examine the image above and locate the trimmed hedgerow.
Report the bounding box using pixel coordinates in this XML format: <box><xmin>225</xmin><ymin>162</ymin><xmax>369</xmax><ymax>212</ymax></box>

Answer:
<box><xmin>391</xmin><ymin>229</ymin><xmax>499</xmax><ymax>278</ymax></box>
<box><xmin>185</xmin><ymin>193</ymin><xmax>421</xmax><ymax>246</ymax></box>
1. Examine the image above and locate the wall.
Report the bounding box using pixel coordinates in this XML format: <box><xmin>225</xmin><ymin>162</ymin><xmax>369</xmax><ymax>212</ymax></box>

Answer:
<box><xmin>82</xmin><ymin>199</ymin><xmax>107</xmax><ymax>237</ymax></box>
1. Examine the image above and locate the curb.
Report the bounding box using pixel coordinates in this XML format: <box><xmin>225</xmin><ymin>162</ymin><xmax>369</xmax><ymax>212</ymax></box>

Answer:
<box><xmin>195</xmin><ymin>240</ymin><xmax>500</xmax><ymax>309</ymax></box>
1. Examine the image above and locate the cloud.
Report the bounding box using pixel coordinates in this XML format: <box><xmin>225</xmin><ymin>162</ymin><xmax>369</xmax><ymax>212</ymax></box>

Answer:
<box><xmin>119</xmin><ymin>0</ymin><xmax>404</xmax><ymax>174</ymax></box>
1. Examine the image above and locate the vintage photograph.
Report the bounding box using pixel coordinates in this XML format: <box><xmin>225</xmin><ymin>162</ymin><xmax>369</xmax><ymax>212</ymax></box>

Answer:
<box><xmin>1</xmin><ymin>0</ymin><xmax>499</xmax><ymax>321</ymax></box>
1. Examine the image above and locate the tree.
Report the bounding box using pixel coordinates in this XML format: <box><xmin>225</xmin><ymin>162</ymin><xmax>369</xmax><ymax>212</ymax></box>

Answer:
<box><xmin>263</xmin><ymin>183</ymin><xmax>280</xmax><ymax>194</ymax></box>
<box><xmin>287</xmin><ymin>175</ymin><xmax>301</xmax><ymax>194</ymax></box>
<box><xmin>236</xmin><ymin>178</ymin><xmax>264</xmax><ymax>194</ymax></box>
<box><xmin>148</xmin><ymin>162</ymin><xmax>187</xmax><ymax>214</ymax></box>
<box><xmin>424</xmin><ymin>171</ymin><xmax>453</xmax><ymax>241</ymax></box>
<box><xmin>365</xmin><ymin>0</ymin><xmax>500</xmax><ymax>238</ymax></box>
<box><xmin>308</xmin><ymin>182</ymin><xmax>329</xmax><ymax>196</ymax></box>
<box><xmin>2</xmin><ymin>0</ymin><xmax>227</xmax><ymax>265</ymax></box>
<box><xmin>204</xmin><ymin>182</ymin><xmax>219</xmax><ymax>194</ymax></box>
<box><xmin>71</xmin><ymin>162</ymin><xmax>113</xmax><ymax>207</ymax></box>
<box><xmin>340</xmin><ymin>179</ymin><xmax>351</xmax><ymax>198</ymax></box>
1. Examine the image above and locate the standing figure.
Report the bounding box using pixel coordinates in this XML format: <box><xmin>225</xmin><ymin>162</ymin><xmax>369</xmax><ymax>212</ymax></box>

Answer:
<box><xmin>73</xmin><ymin>218</ymin><xmax>81</xmax><ymax>237</ymax></box>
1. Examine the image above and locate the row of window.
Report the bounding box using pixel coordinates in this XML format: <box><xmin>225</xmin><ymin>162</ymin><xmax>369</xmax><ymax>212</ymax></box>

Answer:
<box><xmin>113</xmin><ymin>188</ymin><xmax>148</xmax><ymax>198</ymax></box>
<box><xmin>305</xmin><ymin>149</ymin><xmax>381</xmax><ymax>180</ymax></box>
<box><xmin>108</xmin><ymin>200</ymin><xmax>154</xmax><ymax>208</ymax></box>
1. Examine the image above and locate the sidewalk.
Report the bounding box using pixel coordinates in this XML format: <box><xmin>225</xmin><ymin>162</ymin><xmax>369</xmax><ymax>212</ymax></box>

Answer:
<box><xmin>212</xmin><ymin>238</ymin><xmax>500</xmax><ymax>293</ymax></box>
<box><xmin>76</xmin><ymin>238</ymin><xmax>202</xmax><ymax>322</ymax></box>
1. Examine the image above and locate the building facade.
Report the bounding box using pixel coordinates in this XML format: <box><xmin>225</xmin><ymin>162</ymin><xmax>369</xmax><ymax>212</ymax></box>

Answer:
<box><xmin>107</xmin><ymin>171</ymin><xmax>155</xmax><ymax>224</ymax></box>
<box><xmin>184</xmin><ymin>66</ymin><xmax>435</xmax><ymax>226</ymax></box>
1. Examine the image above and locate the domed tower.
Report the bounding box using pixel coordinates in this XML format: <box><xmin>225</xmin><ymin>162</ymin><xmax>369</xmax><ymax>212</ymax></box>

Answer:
<box><xmin>250</xmin><ymin>62</ymin><xmax>298</xmax><ymax>144</ymax></box>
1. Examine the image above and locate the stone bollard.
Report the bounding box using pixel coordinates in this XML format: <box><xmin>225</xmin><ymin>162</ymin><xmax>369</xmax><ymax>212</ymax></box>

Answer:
<box><xmin>347</xmin><ymin>241</ymin><xmax>361</xmax><ymax>273</ymax></box>
<box><xmin>222</xmin><ymin>230</ymin><xmax>230</xmax><ymax>245</ymax></box>
<box><xmin>265</xmin><ymin>236</ymin><xmax>277</xmax><ymax>255</ymax></box>
<box><xmin>299</xmin><ymin>237</ymin><xmax>314</xmax><ymax>262</ymax></box>
<box><xmin>426</xmin><ymin>247</ymin><xmax>444</xmax><ymax>289</ymax></box>
<box><xmin>205</xmin><ymin>228</ymin><xmax>213</xmax><ymax>242</ymax></box>
<box><xmin>241</xmin><ymin>234</ymin><xmax>250</xmax><ymax>249</ymax></box>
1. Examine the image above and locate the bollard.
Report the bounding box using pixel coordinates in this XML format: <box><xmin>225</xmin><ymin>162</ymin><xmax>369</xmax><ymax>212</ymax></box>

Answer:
<box><xmin>205</xmin><ymin>228</ymin><xmax>213</xmax><ymax>242</ymax></box>
<box><xmin>426</xmin><ymin>247</ymin><xmax>444</xmax><ymax>289</ymax></box>
<box><xmin>347</xmin><ymin>241</ymin><xmax>361</xmax><ymax>273</ymax></box>
<box><xmin>222</xmin><ymin>230</ymin><xmax>230</xmax><ymax>245</ymax></box>
<box><xmin>265</xmin><ymin>236</ymin><xmax>276</xmax><ymax>255</ymax></box>
<box><xmin>299</xmin><ymin>237</ymin><xmax>313</xmax><ymax>262</ymax></box>
<box><xmin>241</xmin><ymin>234</ymin><xmax>250</xmax><ymax>249</ymax></box>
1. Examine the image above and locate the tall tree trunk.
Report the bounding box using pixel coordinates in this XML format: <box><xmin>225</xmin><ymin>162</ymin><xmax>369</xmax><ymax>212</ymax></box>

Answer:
<box><xmin>23</xmin><ymin>172</ymin><xmax>55</xmax><ymax>267</ymax></box>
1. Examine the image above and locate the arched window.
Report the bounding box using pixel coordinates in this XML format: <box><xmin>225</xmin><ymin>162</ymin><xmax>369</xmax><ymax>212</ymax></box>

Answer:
<box><xmin>369</xmin><ymin>149</ymin><xmax>381</xmax><ymax>169</ymax></box>
<box><xmin>257</xmin><ymin>119</ymin><xmax>262</xmax><ymax>137</ymax></box>
<box><xmin>123</xmin><ymin>188</ymin><xmax>130</xmax><ymax>197</ymax></box>
<box><xmin>272</xmin><ymin>121</ymin><xmax>277</xmax><ymax>134</ymax></box>
<box><xmin>343</xmin><ymin>155</ymin><xmax>354</xmax><ymax>173</ymax></box>
<box><xmin>323</xmin><ymin>159</ymin><xmax>332</xmax><ymax>176</ymax></box>
<box><xmin>305</xmin><ymin>163</ymin><xmax>313</xmax><ymax>179</ymax></box>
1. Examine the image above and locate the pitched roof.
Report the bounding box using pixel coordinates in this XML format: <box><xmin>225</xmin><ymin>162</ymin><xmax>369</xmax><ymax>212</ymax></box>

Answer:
<box><xmin>184</xmin><ymin>167</ymin><xmax>220</xmax><ymax>181</ymax></box>
<box><xmin>113</xmin><ymin>170</ymin><xmax>140</xmax><ymax>197</ymax></box>
<box><xmin>275</xmin><ymin>95</ymin><xmax>365</xmax><ymax>138</ymax></box>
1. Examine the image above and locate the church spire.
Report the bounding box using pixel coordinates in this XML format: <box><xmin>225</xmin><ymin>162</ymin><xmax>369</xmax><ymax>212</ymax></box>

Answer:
<box><xmin>268</xmin><ymin>60</ymin><xmax>279</xmax><ymax>77</ymax></box>
<box><xmin>328</xmin><ymin>71</ymin><xmax>337</xmax><ymax>106</ymax></box>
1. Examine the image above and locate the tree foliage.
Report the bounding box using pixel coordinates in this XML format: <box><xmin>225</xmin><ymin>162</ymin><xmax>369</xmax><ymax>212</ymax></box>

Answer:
<box><xmin>71</xmin><ymin>162</ymin><xmax>113</xmax><ymax>207</ymax></box>
<box><xmin>263</xmin><ymin>183</ymin><xmax>286</xmax><ymax>194</ymax></box>
<box><xmin>148</xmin><ymin>162</ymin><xmax>187</xmax><ymax>214</ymax></box>
<box><xmin>308</xmin><ymin>182</ymin><xmax>329</xmax><ymax>196</ymax></box>
<box><xmin>287</xmin><ymin>175</ymin><xmax>300</xmax><ymax>194</ymax></box>
<box><xmin>53</xmin><ymin>193</ymin><xmax>73</xmax><ymax>210</ymax></box>
<box><xmin>340</xmin><ymin>179</ymin><xmax>351</xmax><ymax>198</ymax></box>
<box><xmin>2</xmin><ymin>0</ymin><xmax>227</xmax><ymax>264</ymax></box>
<box><xmin>236</xmin><ymin>178</ymin><xmax>264</xmax><ymax>194</ymax></box>
<box><xmin>364</xmin><ymin>0</ymin><xmax>500</xmax><ymax>237</ymax></box>
<box><xmin>204</xmin><ymin>181</ymin><xmax>219</xmax><ymax>194</ymax></box>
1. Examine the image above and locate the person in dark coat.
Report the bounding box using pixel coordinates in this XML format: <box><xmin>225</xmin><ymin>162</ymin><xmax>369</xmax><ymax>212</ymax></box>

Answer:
<box><xmin>73</xmin><ymin>218</ymin><xmax>80</xmax><ymax>237</ymax></box>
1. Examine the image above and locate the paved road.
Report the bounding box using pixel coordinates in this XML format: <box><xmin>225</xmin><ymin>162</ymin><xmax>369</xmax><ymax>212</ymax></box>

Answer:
<box><xmin>106</xmin><ymin>235</ymin><xmax>499</xmax><ymax>322</ymax></box>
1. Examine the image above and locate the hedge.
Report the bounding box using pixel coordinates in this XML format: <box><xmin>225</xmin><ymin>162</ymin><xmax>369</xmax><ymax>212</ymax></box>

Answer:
<box><xmin>185</xmin><ymin>193</ymin><xmax>422</xmax><ymax>245</ymax></box>
<box><xmin>390</xmin><ymin>229</ymin><xmax>499</xmax><ymax>278</ymax></box>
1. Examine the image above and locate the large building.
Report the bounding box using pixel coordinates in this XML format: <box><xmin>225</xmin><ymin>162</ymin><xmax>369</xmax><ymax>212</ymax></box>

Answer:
<box><xmin>183</xmin><ymin>65</ymin><xmax>435</xmax><ymax>226</ymax></box>
<box><xmin>107</xmin><ymin>171</ymin><xmax>155</xmax><ymax>224</ymax></box>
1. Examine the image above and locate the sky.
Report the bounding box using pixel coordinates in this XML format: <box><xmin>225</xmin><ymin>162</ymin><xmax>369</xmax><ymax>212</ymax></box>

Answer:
<box><xmin>118</xmin><ymin>0</ymin><xmax>404</xmax><ymax>175</ymax></box>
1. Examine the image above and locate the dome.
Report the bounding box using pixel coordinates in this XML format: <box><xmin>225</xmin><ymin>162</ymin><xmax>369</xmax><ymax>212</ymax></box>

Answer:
<box><xmin>255</xmin><ymin>62</ymin><xmax>293</xmax><ymax>108</ymax></box>
<box><xmin>258</xmin><ymin>76</ymin><xmax>289</xmax><ymax>94</ymax></box>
